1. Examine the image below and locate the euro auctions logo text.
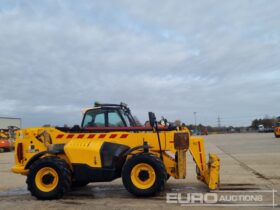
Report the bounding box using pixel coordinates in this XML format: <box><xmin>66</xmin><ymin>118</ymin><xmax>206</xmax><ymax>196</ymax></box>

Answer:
<box><xmin>166</xmin><ymin>190</ymin><xmax>277</xmax><ymax>207</ymax></box>
<box><xmin>167</xmin><ymin>192</ymin><xmax>262</xmax><ymax>204</ymax></box>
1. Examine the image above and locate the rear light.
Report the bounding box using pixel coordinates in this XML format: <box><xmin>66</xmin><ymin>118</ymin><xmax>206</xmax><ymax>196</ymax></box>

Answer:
<box><xmin>174</xmin><ymin>132</ymin><xmax>189</xmax><ymax>150</ymax></box>
<box><xmin>17</xmin><ymin>143</ymin><xmax>23</xmax><ymax>163</ymax></box>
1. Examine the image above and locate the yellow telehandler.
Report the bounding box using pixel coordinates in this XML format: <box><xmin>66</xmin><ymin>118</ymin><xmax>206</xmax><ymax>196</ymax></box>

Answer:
<box><xmin>11</xmin><ymin>102</ymin><xmax>220</xmax><ymax>199</ymax></box>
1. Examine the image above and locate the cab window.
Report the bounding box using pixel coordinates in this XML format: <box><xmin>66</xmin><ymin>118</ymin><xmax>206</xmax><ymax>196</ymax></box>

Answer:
<box><xmin>94</xmin><ymin>113</ymin><xmax>105</xmax><ymax>127</ymax></box>
<box><xmin>108</xmin><ymin>111</ymin><xmax>125</xmax><ymax>127</ymax></box>
<box><xmin>83</xmin><ymin>114</ymin><xmax>93</xmax><ymax>127</ymax></box>
<box><xmin>82</xmin><ymin>109</ymin><xmax>106</xmax><ymax>127</ymax></box>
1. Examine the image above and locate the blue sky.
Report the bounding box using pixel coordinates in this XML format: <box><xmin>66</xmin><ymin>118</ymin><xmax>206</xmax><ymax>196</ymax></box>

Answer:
<box><xmin>0</xmin><ymin>0</ymin><xmax>279</xmax><ymax>127</ymax></box>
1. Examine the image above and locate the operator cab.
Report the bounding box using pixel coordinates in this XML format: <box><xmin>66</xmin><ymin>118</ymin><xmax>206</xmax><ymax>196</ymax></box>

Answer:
<box><xmin>81</xmin><ymin>102</ymin><xmax>137</xmax><ymax>129</ymax></box>
<box><xmin>56</xmin><ymin>102</ymin><xmax>176</xmax><ymax>133</ymax></box>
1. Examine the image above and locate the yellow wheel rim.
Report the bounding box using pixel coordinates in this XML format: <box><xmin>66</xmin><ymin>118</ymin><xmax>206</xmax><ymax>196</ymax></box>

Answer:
<box><xmin>131</xmin><ymin>163</ymin><xmax>156</xmax><ymax>190</ymax></box>
<box><xmin>35</xmin><ymin>167</ymin><xmax>59</xmax><ymax>192</ymax></box>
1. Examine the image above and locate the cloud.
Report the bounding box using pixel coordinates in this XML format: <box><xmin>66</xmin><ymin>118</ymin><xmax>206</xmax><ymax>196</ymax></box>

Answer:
<box><xmin>0</xmin><ymin>0</ymin><xmax>279</xmax><ymax>127</ymax></box>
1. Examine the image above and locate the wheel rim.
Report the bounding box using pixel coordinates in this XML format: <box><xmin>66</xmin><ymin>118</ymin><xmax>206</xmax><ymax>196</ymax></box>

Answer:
<box><xmin>35</xmin><ymin>167</ymin><xmax>59</xmax><ymax>192</ymax></box>
<box><xmin>131</xmin><ymin>163</ymin><xmax>156</xmax><ymax>190</ymax></box>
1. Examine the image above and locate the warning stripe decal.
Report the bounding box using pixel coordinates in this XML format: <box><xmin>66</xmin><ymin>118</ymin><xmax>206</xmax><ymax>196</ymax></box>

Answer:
<box><xmin>120</xmin><ymin>134</ymin><xmax>129</xmax><ymax>138</ymax></box>
<box><xmin>88</xmin><ymin>134</ymin><xmax>95</xmax><ymax>139</ymax></box>
<box><xmin>98</xmin><ymin>134</ymin><xmax>106</xmax><ymax>138</ymax></box>
<box><xmin>77</xmin><ymin>134</ymin><xmax>85</xmax><ymax>138</ymax></box>
<box><xmin>67</xmin><ymin>134</ymin><xmax>74</xmax><ymax>139</ymax></box>
<box><xmin>198</xmin><ymin>141</ymin><xmax>204</xmax><ymax>171</ymax></box>
<box><xmin>55</xmin><ymin>133</ymin><xmax>129</xmax><ymax>139</ymax></box>
<box><xmin>109</xmin><ymin>134</ymin><xmax>117</xmax><ymax>138</ymax></box>
<box><xmin>56</xmin><ymin>134</ymin><xmax>64</xmax><ymax>139</ymax></box>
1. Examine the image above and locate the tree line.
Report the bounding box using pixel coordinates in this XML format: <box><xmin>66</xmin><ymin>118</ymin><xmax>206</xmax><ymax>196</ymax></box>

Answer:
<box><xmin>251</xmin><ymin>117</ymin><xmax>280</xmax><ymax>129</ymax></box>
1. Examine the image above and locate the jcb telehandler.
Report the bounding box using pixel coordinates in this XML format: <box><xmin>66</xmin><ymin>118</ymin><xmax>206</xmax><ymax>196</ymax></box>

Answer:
<box><xmin>12</xmin><ymin>103</ymin><xmax>220</xmax><ymax>199</ymax></box>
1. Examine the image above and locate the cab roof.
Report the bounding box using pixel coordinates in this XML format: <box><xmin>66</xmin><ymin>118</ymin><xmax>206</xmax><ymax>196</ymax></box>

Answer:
<box><xmin>81</xmin><ymin>102</ymin><xmax>129</xmax><ymax>114</ymax></box>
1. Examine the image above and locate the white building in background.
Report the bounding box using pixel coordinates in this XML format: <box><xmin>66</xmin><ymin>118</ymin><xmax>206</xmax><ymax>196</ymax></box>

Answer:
<box><xmin>0</xmin><ymin>117</ymin><xmax>21</xmax><ymax>129</ymax></box>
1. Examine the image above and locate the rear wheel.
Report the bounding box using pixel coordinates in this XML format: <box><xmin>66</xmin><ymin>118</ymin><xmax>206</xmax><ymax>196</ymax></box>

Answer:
<box><xmin>27</xmin><ymin>156</ymin><xmax>71</xmax><ymax>200</ymax></box>
<box><xmin>122</xmin><ymin>153</ymin><xmax>167</xmax><ymax>197</ymax></box>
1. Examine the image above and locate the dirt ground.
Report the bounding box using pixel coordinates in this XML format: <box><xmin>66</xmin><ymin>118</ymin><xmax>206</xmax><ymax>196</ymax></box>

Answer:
<box><xmin>0</xmin><ymin>133</ymin><xmax>279</xmax><ymax>210</ymax></box>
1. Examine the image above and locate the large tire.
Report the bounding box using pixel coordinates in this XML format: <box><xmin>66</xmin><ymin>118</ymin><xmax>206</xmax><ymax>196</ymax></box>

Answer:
<box><xmin>122</xmin><ymin>153</ymin><xmax>167</xmax><ymax>197</ymax></box>
<box><xmin>26</xmin><ymin>156</ymin><xmax>71</xmax><ymax>200</ymax></box>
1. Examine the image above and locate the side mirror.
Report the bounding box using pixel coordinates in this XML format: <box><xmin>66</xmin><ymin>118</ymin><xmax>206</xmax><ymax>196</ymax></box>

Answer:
<box><xmin>148</xmin><ymin>112</ymin><xmax>156</xmax><ymax>127</ymax></box>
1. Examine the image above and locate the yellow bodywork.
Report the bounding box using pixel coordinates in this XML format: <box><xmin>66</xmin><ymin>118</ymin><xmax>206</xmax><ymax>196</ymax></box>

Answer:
<box><xmin>12</xmin><ymin>126</ymin><xmax>220</xmax><ymax>190</ymax></box>
<box><xmin>275</xmin><ymin>126</ymin><xmax>280</xmax><ymax>138</ymax></box>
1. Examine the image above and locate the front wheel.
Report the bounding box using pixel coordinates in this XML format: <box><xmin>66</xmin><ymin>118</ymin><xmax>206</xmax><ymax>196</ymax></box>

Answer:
<box><xmin>122</xmin><ymin>153</ymin><xmax>167</xmax><ymax>197</ymax></box>
<box><xmin>27</xmin><ymin>157</ymin><xmax>71</xmax><ymax>200</ymax></box>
